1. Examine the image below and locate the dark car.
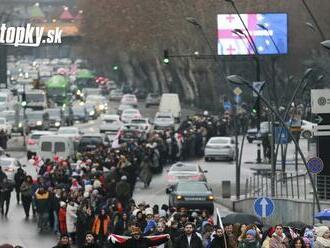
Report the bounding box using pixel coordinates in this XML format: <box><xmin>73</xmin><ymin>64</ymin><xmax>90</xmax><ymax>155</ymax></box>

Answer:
<box><xmin>118</xmin><ymin>124</ymin><xmax>146</xmax><ymax>144</ymax></box>
<box><xmin>134</xmin><ymin>88</ymin><xmax>147</xmax><ymax>99</ymax></box>
<box><xmin>145</xmin><ymin>93</ymin><xmax>160</xmax><ymax>108</ymax></box>
<box><xmin>72</xmin><ymin>106</ymin><xmax>88</xmax><ymax>123</ymax></box>
<box><xmin>26</xmin><ymin>110</ymin><xmax>50</xmax><ymax>132</ymax></box>
<box><xmin>46</xmin><ymin>108</ymin><xmax>64</xmax><ymax>128</ymax></box>
<box><xmin>246</xmin><ymin>122</ymin><xmax>272</xmax><ymax>143</ymax></box>
<box><xmin>78</xmin><ymin>134</ymin><xmax>105</xmax><ymax>152</ymax></box>
<box><xmin>167</xmin><ymin>181</ymin><xmax>214</xmax><ymax>214</ymax></box>
<box><xmin>247</xmin><ymin>128</ymin><xmax>258</xmax><ymax>143</ymax></box>
<box><xmin>85</xmin><ymin>103</ymin><xmax>98</xmax><ymax>120</ymax></box>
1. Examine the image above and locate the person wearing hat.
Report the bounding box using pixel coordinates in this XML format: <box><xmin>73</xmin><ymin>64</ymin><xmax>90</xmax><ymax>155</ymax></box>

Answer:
<box><xmin>314</xmin><ymin>226</ymin><xmax>330</xmax><ymax>248</ymax></box>
<box><xmin>52</xmin><ymin>234</ymin><xmax>71</xmax><ymax>248</ymax></box>
<box><xmin>116</xmin><ymin>175</ymin><xmax>131</xmax><ymax>209</ymax></box>
<box><xmin>238</xmin><ymin>229</ymin><xmax>261</xmax><ymax>248</ymax></box>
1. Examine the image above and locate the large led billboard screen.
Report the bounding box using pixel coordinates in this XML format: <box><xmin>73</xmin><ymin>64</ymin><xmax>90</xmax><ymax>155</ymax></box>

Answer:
<box><xmin>217</xmin><ymin>13</ymin><xmax>288</xmax><ymax>55</ymax></box>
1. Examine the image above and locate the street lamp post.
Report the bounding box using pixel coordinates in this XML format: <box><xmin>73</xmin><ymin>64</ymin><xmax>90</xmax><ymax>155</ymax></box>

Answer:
<box><xmin>224</xmin><ymin>0</ymin><xmax>263</xmax><ymax>163</ymax></box>
<box><xmin>321</xmin><ymin>40</ymin><xmax>330</xmax><ymax>50</ymax></box>
<box><xmin>226</xmin><ymin>74</ymin><xmax>321</xmax><ymax>212</ymax></box>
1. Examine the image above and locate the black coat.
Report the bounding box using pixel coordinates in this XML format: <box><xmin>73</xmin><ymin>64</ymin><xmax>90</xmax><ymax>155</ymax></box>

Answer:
<box><xmin>174</xmin><ymin>233</ymin><xmax>203</xmax><ymax>248</ymax></box>
<box><xmin>210</xmin><ymin>235</ymin><xmax>226</xmax><ymax>248</ymax></box>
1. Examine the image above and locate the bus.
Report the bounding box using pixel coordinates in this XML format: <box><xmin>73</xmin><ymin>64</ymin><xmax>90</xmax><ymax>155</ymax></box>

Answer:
<box><xmin>75</xmin><ymin>69</ymin><xmax>97</xmax><ymax>90</ymax></box>
<box><xmin>46</xmin><ymin>75</ymin><xmax>71</xmax><ymax>106</ymax></box>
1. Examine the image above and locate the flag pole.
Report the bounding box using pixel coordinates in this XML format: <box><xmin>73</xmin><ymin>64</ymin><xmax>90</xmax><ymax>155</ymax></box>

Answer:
<box><xmin>217</xmin><ymin>208</ymin><xmax>228</xmax><ymax>248</ymax></box>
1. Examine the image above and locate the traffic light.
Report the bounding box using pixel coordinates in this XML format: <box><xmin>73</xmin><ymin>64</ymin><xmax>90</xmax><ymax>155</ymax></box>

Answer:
<box><xmin>113</xmin><ymin>65</ymin><xmax>119</xmax><ymax>71</ymax></box>
<box><xmin>163</xmin><ymin>50</ymin><xmax>170</xmax><ymax>64</ymax></box>
<box><xmin>21</xmin><ymin>92</ymin><xmax>26</xmax><ymax>107</ymax></box>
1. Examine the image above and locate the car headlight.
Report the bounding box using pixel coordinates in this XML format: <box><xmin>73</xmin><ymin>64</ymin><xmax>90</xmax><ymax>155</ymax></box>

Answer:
<box><xmin>99</xmin><ymin>104</ymin><xmax>105</xmax><ymax>110</ymax></box>
<box><xmin>208</xmin><ymin>195</ymin><xmax>214</xmax><ymax>201</ymax></box>
<box><xmin>36</xmin><ymin>121</ymin><xmax>42</xmax><ymax>126</ymax></box>
<box><xmin>55</xmin><ymin>121</ymin><xmax>60</xmax><ymax>127</ymax></box>
<box><xmin>76</xmin><ymin>90</ymin><xmax>81</xmax><ymax>96</ymax></box>
<box><xmin>18</xmin><ymin>123</ymin><xmax>22</xmax><ymax>128</ymax></box>
<box><xmin>89</xmin><ymin>111</ymin><xmax>95</xmax><ymax>116</ymax></box>
<box><xmin>176</xmin><ymin>195</ymin><xmax>184</xmax><ymax>200</ymax></box>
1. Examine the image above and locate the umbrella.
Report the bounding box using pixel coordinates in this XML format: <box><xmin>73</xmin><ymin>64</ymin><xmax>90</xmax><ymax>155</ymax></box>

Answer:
<box><xmin>315</xmin><ymin>210</ymin><xmax>330</xmax><ymax>220</ymax></box>
<box><xmin>285</xmin><ymin>221</ymin><xmax>307</xmax><ymax>230</ymax></box>
<box><xmin>222</xmin><ymin>213</ymin><xmax>262</xmax><ymax>225</ymax></box>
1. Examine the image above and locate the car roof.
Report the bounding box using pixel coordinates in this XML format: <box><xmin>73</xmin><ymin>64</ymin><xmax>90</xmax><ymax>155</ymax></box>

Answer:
<box><xmin>103</xmin><ymin>114</ymin><xmax>119</xmax><ymax>119</ymax></box>
<box><xmin>0</xmin><ymin>157</ymin><xmax>16</xmax><ymax>162</ymax></box>
<box><xmin>81</xmin><ymin>133</ymin><xmax>102</xmax><ymax>137</ymax></box>
<box><xmin>31</xmin><ymin>131</ymin><xmax>55</xmax><ymax>135</ymax></box>
<box><xmin>59</xmin><ymin>127</ymin><xmax>79</xmax><ymax>131</ymax></box>
<box><xmin>209</xmin><ymin>136</ymin><xmax>231</xmax><ymax>141</ymax></box>
<box><xmin>123</xmin><ymin>109</ymin><xmax>139</xmax><ymax>113</ymax></box>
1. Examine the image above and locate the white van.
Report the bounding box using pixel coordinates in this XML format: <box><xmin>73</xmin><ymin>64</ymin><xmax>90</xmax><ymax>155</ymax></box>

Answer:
<box><xmin>159</xmin><ymin>93</ymin><xmax>181</xmax><ymax>122</ymax></box>
<box><xmin>38</xmin><ymin>135</ymin><xmax>75</xmax><ymax>160</ymax></box>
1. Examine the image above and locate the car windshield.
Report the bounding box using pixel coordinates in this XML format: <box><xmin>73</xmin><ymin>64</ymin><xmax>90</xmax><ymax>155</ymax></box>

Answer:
<box><xmin>0</xmin><ymin>119</ymin><xmax>5</xmax><ymax>124</ymax></box>
<box><xmin>47</xmin><ymin>109</ymin><xmax>60</xmax><ymax>118</ymax></box>
<box><xmin>28</xmin><ymin>113</ymin><xmax>43</xmax><ymax>120</ymax></box>
<box><xmin>80</xmin><ymin>137</ymin><xmax>102</xmax><ymax>145</ymax></box>
<box><xmin>209</xmin><ymin>138</ymin><xmax>229</xmax><ymax>144</ymax></box>
<box><xmin>131</xmin><ymin>119</ymin><xmax>146</xmax><ymax>124</ymax></box>
<box><xmin>72</xmin><ymin>107</ymin><xmax>85</xmax><ymax>114</ymax></box>
<box><xmin>31</xmin><ymin>134</ymin><xmax>42</xmax><ymax>140</ymax></box>
<box><xmin>0</xmin><ymin>96</ymin><xmax>6</xmax><ymax>102</ymax></box>
<box><xmin>177</xmin><ymin>183</ymin><xmax>208</xmax><ymax>192</ymax></box>
<box><xmin>171</xmin><ymin>164</ymin><xmax>196</xmax><ymax>172</ymax></box>
<box><xmin>104</xmin><ymin>119</ymin><xmax>116</xmax><ymax>123</ymax></box>
<box><xmin>157</xmin><ymin>115</ymin><xmax>171</xmax><ymax>119</ymax></box>
<box><xmin>26</xmin><ymin>94</ymin><xmax>45</xmax><ymax>102</ymax></box>
<box><xmin>59</xmin><ymin>129</ymin><xmax>77</xmax><ymax>134</ymax></box>
<box><xmin>150</xmin><ymin>94</ymin><xmax>159</xmax><ymax>98</ymax></box>
<box><xmin>124</xmin><ymin>110</ymin><xmax>138</xmax><ymax>115</ymax></box>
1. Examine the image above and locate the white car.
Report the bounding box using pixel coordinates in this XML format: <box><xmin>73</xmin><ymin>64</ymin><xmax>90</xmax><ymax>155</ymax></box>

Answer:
<box><xmin>109</xmin><ymin>89</ymin><xmax>123</xmax><ymax>101</ymax></box>
<box><xmin>0</xmin><ymin>157</ymin><xmax>22</xmax><ymax>181</ymax></box>
<box><xmin>100</xmin><ymin>114</ymin><xmax>123</xmax><ymax>133</ymax></box>
<box><xmin>129</xmin><ymin>118</ymin><xmax>152</xmax><ymax>133</ymax></box>
<box><xmin>57</xmin><ymin>127</ymin><xmax>82</xmax><ymax>142</ymax></box>
<box><xmin>0</xmin><ymin>117</ymin><xmax>12</xmax><ymax>138</ymax></box>
<box><xmin>121</xmin><ymin>109</ymin><xmax>142</xmax><ymax>123</ymax></box>
<box><xmin>204</xmin><ymin>137</ymin><xmax>236</xmax><ymax>161</ymax></box>
<box><xmin>120</xmin><ymin>94</ymin><xmax>138</xmax><ymax>106</ymax></box>
<box><xmin>153</xmin><ymin>112</ymin><xmax>175</xmax><ymax>130</ymax></box>
<box><xmin>27</xmin><ymin>131</ymin><xmax>55</xmax><ymax>159</ymax></box>
<box><xmin>301</xmin><ymin>120</ymin><xmax>317</xmax><ymax>139</ymax></box>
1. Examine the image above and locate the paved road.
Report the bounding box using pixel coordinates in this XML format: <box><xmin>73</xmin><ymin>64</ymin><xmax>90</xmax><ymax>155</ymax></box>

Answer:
<box><xmin>0</xmin><ymin>100</ymin><xmax>309</xmax><ymax>247</ymax></box>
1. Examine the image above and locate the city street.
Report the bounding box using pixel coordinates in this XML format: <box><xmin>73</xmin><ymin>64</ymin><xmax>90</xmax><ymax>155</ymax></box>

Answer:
<box><xmin>0</xmin><ymin>100</ymin><xmax>309</xmax><ymax>247</ymax></box>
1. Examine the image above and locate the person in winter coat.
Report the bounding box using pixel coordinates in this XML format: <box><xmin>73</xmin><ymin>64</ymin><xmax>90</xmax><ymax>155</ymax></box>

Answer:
<box><xmin>139</xmin><ymin>157</ymin><xmax>152</xmax><ymax>188</ymax></box>
<box><xmin>35</xmin><ymin>186</ymin><xmax>50</xmax><ymax>231</ymax></box>
<box><xmin>14</xmin><ymin>167</ymin><xmax>25</xmax><ymax>204</ymax></box>
<box><xmin>113</xmin><ymin>212</ymin><xmax>130</xmax><ymax>235</ymax></box>
<box><xmin>269</xmin><ymin>225</ymin><xmax>289</xmax><ymax>248</ymax></box>
<box><xmin>66</xmin><ymin>201</ymin><xmax>78</xmax><ymax>244</ymax></box>
<box><xmin>58</xmin><ymin>202</ymin><xmax>67</xmax><ymax>235</ymax></box>
<box><xmin>20</xmin><ymin>175</ymin><xmax>33</xmax><ymax>219</ymax></box>
<box><xmin>239</xmin><ymin>229</ymin><xmax>261</xmax><ymax>248</ymax></box>
<box><xmin>91</xmin><ymin>209</ymin><xmax>110</xmax><ymax>245</ymax></box>
<box><xmin>116</xmin><ymin>176</ymin><xmax>131</xmax><ymax>208</ymax></box>
<box><xmin>52</xmin><ymin>234</ymin><xmax>71</xmax><ymax>248</ymax></box>
<box><xmin>152</xmin><ymin>221</ymin><xmax>173</xmax><ymax>248</ymax></box>
<box><xmin>0</xmin><ymin>178</ymin><xmax>14</xmax><ymax>217</ymax></box>
<box><xmin>174</xmin><ymin>222</ymin><xmax>203</xmax><ymax>248</ymax></box>
<box><xmin>82</xmin><ymin>232</ymin><xmax>100</xmax><ymax>248</ymax></box>
<box><xmin>210</xmin><ymin>227</ymin><xmax>226</xmax><ymax>248</ymax></box>
<box><xmin>291</xmin><ymin>237</ymin><xmax>306</xmax><ymax>248</ymax></box>
<box><xmin>225</xmin><ymin>223</ymin><xmax>238</xmax><ymax>248</ymax></box>
<box><xmin>314</xmin><ymin>226</ymin><xmax>330</xmax><ymax>248</ymax></box>
<box><xmin>76</xmin><ymin>206</ymin><xmax>94</xmax><ymax>248</ymax></box>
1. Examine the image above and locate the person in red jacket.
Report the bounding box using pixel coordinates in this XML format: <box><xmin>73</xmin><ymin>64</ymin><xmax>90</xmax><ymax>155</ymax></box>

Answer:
<box><xmin>59</xmin><ymin>201</ymin><xmax>67</xmax><ymax>235</ymax></box>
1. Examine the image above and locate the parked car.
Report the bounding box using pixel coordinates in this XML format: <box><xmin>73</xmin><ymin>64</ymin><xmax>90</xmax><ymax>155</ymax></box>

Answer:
<box><xmin>26</xmin><ymin>131</ymin><xmax>55</xmax><ymax>159</ymax></box>
<box><xmin>167</xmin><ymin>181</ymin><xmax>214</xmax><ymax>214</ymax></box>
<box><xmin>204</xmin><ymin>136</ymin><xmax>236</xmax><ymax>161</ymax></box>
<box><xmin>109</xmin><ymin>89</ymin><xmax>123</xmax><ymax>101</ymax></box>
<box><xmin>100</xmin><ymin>114</ymin><xmax>123</xmax><ymax>133</ymax></box>
<box><xmin>85</xmin><ymin>103</ymin><xmax>98</xmax><ymax>120</ymax></box>
<box><xmin>121</xmin><ymin>94</ymin><xmax>138</xmax><ymax>106</ymax></box>
<box><xmin>121</xmin><ymin>109</ymin><xmax>142</xmax><ymax>123</ymax></box>
<box><xmin>153</xmin><ymin>112</ymin><xmax>175</xmax><ymax>130</ymax></box>
<box><xmin>85</xmin><ymin>95</ymin><xmax>108</xmax><ymax>113</ymax></box>
<box><xmin>145</xmin><ymin>93</ymin><xmax>160</xmax><ymax>107</ymax></box>
<box><xmin>301</xmin><ymin>120</ymin><xmax>317</xmax><ymax>139</ymax></box>
<box><xmin>166</xmin><ymin>162</ymin><xmax>207</xmax><ymax>188</ymax></box>
<box><xmin>0</xmin><ymin>157</ymin><xmax>23</xmax><ymax>181</ymax></box>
